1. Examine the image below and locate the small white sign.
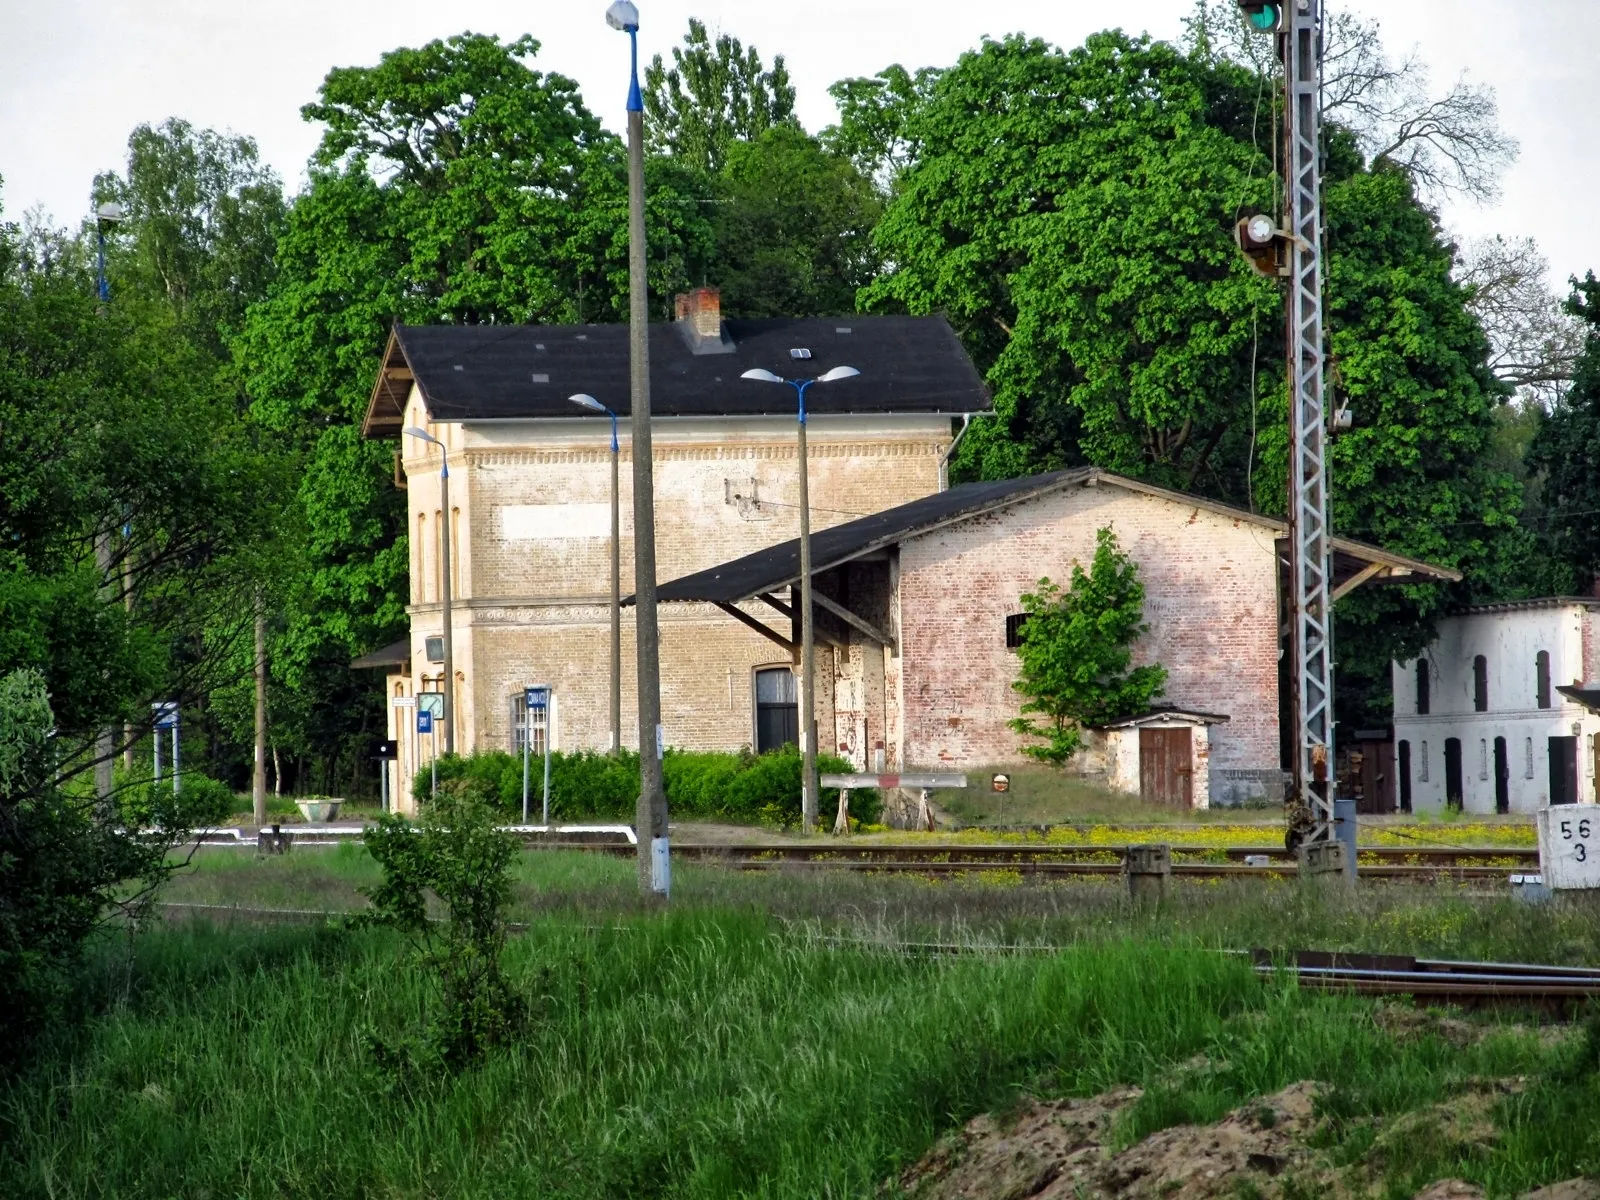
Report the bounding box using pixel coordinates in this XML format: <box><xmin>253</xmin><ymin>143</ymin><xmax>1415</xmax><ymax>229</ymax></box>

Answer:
<box><xmin>1537</xmin><ymin>804</ymin><xmax>1600</xmax><ymax>889</ymax></box>
<box><xmin>655</xmin><ymin>723</ymin><xmax>665</xmax><ymax>760</ymax></box>
<box><xmin>392</xmin><ymin>696</ymin><xmax>416</xmax><ymax>708</ymax></box>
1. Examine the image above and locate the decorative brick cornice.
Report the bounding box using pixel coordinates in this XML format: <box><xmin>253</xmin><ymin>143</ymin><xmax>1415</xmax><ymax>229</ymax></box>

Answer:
<box><xmin>459</xmin><ymin>441</ymin><xmax>945</xmax><ymax>469</ymax></box>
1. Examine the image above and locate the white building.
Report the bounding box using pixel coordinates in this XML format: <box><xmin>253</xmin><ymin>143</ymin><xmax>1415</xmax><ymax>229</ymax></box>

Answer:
<box><xmin>1392</xmin><ymin>599</ymin><xmax>1600</xmax><ymax>813</ymax></box>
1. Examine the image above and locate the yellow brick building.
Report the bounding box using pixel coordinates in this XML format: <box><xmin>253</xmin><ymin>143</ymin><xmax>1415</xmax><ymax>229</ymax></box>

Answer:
<box><xmin>358</xmin><ymin>290</ymin><xmax>989</xmax><ymax>808</ymax></box>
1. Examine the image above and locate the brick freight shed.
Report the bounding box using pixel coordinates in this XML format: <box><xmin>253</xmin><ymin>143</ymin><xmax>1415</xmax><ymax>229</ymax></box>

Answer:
<box><xmin>650</xmin><ymin>468</ymin><xmax>1459</xmax><ymax>808</ymax></box>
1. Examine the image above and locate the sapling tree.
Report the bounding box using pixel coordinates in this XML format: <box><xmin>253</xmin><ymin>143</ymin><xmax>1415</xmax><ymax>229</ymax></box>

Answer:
<box><xmin>358</xmin><ymin>779</ymin><xmax>527</xmax><ymax>1075</ymax></box>
<box><xmin>1009</xmin><ymin>527</ymin><xmax>1167</xmax><ymax>763</ymax></box>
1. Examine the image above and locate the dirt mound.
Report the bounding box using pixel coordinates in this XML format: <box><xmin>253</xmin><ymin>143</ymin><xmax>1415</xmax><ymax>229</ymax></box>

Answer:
<box><xmin>896</xmin><ymin>1082</ymin><xmax>1323</xmax><ymax>1199</ymax></box>
<box><xmin>894</xmin><ymin>1078</ymin><xmax>1555</xmax><ymax>1200</ymax></box>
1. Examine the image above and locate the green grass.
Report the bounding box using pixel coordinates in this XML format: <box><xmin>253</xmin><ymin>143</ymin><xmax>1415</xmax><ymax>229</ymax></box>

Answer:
<box><xmin>937</xmin><ymin>763</ymin><xmax>1279</xmax><ymax>826</ymax></box>
<box><xmin>9</xmin><ymin>851</ymin><xmax>1600</xmax><ymax>1198</ymax></box>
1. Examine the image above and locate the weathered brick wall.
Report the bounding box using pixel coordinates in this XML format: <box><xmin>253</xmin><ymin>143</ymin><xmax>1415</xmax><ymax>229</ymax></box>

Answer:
<box><xmin>893</xmin><ymin>481</ymin><xmax>1282</xmax><ymax>790</ymax></box>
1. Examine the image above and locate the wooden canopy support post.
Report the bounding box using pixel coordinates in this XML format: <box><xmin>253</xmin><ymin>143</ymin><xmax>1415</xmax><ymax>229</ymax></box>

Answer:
<box><xmin>714</xmin><ymin>601</ymin><xmax>795</xmax><ymax>654</ymax></box>
<box><xmin>1329</xmin><ymin>560</ymin><xmax>1386</xmax><ymax>604</ymax></box>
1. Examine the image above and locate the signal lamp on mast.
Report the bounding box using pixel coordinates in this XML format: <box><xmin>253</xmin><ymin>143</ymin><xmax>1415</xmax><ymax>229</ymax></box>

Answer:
<box><xmin>1235</xmin><ymin>1</ymin><xmax>1282</xmax><ymax>31</ymax></box>
<box><xmin>1234</xmin><ymin>213</ymin><xmax>1289</xmax><ymax>278</ymax></box>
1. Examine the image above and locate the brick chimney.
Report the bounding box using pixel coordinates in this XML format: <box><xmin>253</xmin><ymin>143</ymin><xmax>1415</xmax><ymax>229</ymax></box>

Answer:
<box><xmin>675</xmin><ymin>287</ymin><xmax>722</xmax><ymax>340</ymax></box>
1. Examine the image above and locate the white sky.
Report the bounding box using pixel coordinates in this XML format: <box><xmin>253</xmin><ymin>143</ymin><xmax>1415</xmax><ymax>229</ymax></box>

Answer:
<box><xmin>3</xmin><ymin>1</ymin><xmax>1595</xmax><ymax>288</ymax></box>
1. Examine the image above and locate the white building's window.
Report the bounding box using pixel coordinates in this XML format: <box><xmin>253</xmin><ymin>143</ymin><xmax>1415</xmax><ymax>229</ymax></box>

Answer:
<box><xmin>1420</xmin><ymin>741</ymin><xmax>1429</xmax><ymax>782</ymax></box>
<box><xmin>1479</xmin><ymin>739</ymin><xmax>1488</xmax><ymax>781</ymax></box>
<box><xmin>1526</xmin><ymin>737</ymin><xmax>1535</xmax><ymax>779</ymax></box>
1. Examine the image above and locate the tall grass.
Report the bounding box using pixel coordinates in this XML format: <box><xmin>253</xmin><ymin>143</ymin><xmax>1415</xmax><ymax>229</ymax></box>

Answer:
<box><xmin>1</xmin><ymin>896</ymin><xmax>1595</xmax><ymax>1198</ymax></box>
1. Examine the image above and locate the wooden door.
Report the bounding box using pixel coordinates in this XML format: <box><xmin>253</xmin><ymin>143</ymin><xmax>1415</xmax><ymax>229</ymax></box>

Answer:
<box><xmin>1139</xmin><ymin>727</ymin><xmax>1193</xmax><ymax>808</ymax></box>
<box><xmin>1357</xmin><ymin>741</ymin><xmax>1396</xmax><ymax>814</ymax></box>
<box><xmin>1549</xmin><ymin>736</ymin><xmax>1579</xmax><ymax>805</ymax></box>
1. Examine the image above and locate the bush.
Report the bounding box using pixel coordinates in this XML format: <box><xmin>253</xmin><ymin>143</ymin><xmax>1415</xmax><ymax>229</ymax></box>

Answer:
<box><xmin>358</xmin><ymin>780</ymin><xmax>526</xmax><ymax>1074</ymax></box>
<box><xmin>416</xmin><ymin>745</ymin><xmax>880</xmax><ymax>827</ymax></box>
<box><xmin>117</xmin><ymin>771</ymin><xmax>234</xmax><ymax>831</ymax></box>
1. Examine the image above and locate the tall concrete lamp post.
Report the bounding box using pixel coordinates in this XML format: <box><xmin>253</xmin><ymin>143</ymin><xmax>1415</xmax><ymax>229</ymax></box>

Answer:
<box><xmin>608</xmin><ymin>0</ymin><xmax>669</xmax><ymax>897</ymax></box>
<box><xmin>92</xmin><ymin>201</ymin><xmax>124</xmax><ymax>814</ymax></box>
<box><xmin>569</xmin><ymin>394</ymin><xmax>623</xmax><ymax>757</ymax></box>
<box><xmin>402</xmin><ymin>425</ymin><xmax>455</xmax><ymax>756</ymax></box>
<box><xmin>739</xmin><ymin>365</ymin><xmax>860</xmax><ymax>831</ymax></box>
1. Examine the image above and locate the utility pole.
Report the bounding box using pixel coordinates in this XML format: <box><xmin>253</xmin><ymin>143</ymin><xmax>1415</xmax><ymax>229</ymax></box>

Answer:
<box><xmin>609</xmin><ymin>0</ymin><xmax>669</xmax><ymax>898</ymax></box>
<box><xmin>92</xmin><ymin>201</ymin><xmax>123</xmax><ymax>818</ymax></box>
<box><xmin>1236</xmin><ymin>0</ymin><xmax>1349</xmax><ymax>875</ymax></box>
<box><xmin>253</xmin><ymin>603</ymin><xmax>267</xmax><ymax>828</ymax></box>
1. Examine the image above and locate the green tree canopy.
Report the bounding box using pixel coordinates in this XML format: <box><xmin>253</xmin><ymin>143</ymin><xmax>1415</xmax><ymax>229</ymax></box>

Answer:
<box><xmin>644</xmin><ymin>18</ymin><xmax>796</xmax><ymax>175</ymax></box>
<box><xmin>1010</xmin><ymin>527</ymin><xmax>1167</xmax><ymax>763</ymax></box>
<box><xmin>92</xmin><ymin>118</ymin><xmax>286</xmax><ymax>359</ymax></box>
<box><xmin>709</xmin><ymin>126</ymin><xmax>881</xmax><ymax>318</ymax></box>
<box><xmin>1527</xmin><ymin>275</ymin><xmax>1600</xmax><ymax>594</ymax></box>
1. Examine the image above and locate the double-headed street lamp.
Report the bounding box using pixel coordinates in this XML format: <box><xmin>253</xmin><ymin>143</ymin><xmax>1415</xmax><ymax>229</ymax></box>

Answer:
<box><xmin>403</xmin><ymin>425</ymin><xmax>456</xmax><ymax>756</ymax></box>
<box><xmin>740</xmin><ymin>364</ymin><xmax>860</xmax><ymax>832</ymax></box>
<box><xmin>606</xmin><ymin>0</ymin><xmax>668</xmax><ymax>897</ymax></box>
<box><xmin>569</xmin><ymin>394</ymin><xmax>623</xmax><ymax>758</ymax></box>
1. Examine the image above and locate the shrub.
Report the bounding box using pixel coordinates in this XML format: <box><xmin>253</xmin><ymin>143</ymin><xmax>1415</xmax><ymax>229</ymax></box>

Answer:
<box><xmin>358</xmin><ymin>780</ymin><xmax>526</xmax><ymax>1074</ymax></box>
<box><xmin>117</xmin><ymin>771</ymin><xmax>234</xmax><ymax>831</ymax></box>
<box><xmin>416</xmin><ymin>746</ymin><xmax>879</xmax><ymax>827</ymax></box>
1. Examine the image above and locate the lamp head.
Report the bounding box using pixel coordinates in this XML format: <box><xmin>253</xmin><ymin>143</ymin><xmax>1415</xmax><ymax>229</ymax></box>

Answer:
<box><xmin>605</xmin><ymin>1</ymin><xmax>639</xmax><ymax>31</ymax></box>
<box><xmin>816</xmin><ymin>366</ymin><xmax>860</xmax><ymax>383</ymax></box>
<box><xmin>402</xmin><ymin>425</ymin><xmax>441</xmax><ymax>446</ymax></box>
<box><xmin>740</xmin><ymin>368</ymin><xmax>784</xmax><ymax>384</ymax></box>
<box><xmin>95</xmin><ymin>201</ymin><xmax>125</xmax><ymax>224</ymax></box>
<box><xmin>569</xmin><ymin>393</ymin><xmax>607</xmax><ymax>413</ymax></box>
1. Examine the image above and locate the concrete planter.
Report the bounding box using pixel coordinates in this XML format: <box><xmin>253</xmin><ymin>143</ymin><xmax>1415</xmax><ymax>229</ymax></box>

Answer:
<box><xmin>295</xmin><ymin>798</ymin><xmax>343</xmax><ymax>823</ymax></box>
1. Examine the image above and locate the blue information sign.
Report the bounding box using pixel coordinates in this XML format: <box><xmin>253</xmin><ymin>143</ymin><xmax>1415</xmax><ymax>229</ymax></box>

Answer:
<box><xmin>525</xmin><ymin>685</ymin><xmax>550</xmax><ymax>715</ymax></box>
<box><xmin>417</xmin><ymin>710</ymin><xmax>434</xmax><ymax>735</ymax></box>
<box><xmin>152</xmin><ymin>701</ymin><xmax>179</xmax><ymax>729</ymax></box>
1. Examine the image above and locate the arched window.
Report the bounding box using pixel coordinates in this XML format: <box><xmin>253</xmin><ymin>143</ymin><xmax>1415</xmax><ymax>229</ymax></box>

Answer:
<box><xmin>1536</xmin><ymin>650</ymin><xmax>1551</xmax><ymax>709</ymax></box>
<box><xmin>1415</xmin><ymin>659</ymin><xmax>1430</xmax><ymax>715</ymax></box>
<box><xmin>1472</xmin><ymin>655</ymin><xmax>1488</xmax><ymax>712</ymax></box>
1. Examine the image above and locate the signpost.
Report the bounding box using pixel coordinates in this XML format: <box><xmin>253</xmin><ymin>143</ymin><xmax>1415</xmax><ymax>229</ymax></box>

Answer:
<box><xmin>152</xmin><ymin>701</ymin><xmax>180</xmax><ymax>792</ymax></box>
<box><xmin>523</xmin><ymin>685</ymin><xmax>552</xmax><ymax>825</ymax></box>
<box><xmin>417</xmin><ymin>691</ymin><xmax>443</xmax><ymax>800</ymax></box>
<box><xmin>1537</xmin><ymin>804</ymin><xmax>1600</xmax><ymax>890</ymax></box>
<box><xmin>372</xmin><ymin>739</ymin><xmax>398</xmax><ymax>813</ymax></box>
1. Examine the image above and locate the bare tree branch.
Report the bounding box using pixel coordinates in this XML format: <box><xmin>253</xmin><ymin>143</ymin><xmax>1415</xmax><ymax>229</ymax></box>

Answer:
<box><xmin>1456</xmin><ymin>235</ymin><xmax>1584</xmax><ymax>407</ymax></box>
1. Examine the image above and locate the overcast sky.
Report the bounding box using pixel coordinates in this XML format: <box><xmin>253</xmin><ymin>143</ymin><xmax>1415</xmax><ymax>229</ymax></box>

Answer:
<box><xmin>3</xmin><ymin>1</ymin><xmax>1595</xmax><ymax>289</ymax></box>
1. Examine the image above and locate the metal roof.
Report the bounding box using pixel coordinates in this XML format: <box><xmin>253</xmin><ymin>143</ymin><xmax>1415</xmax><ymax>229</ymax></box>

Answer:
<box><xmin>1460</xmin><ymin>597</ymin><xmax>1600</xmax><ymax>616</ymax></box>
<box><xmin>362</xmin><ymin>315</ymin><xmax>990</xmax><ymax>436</ymax></box>
<box><xmin>350</xmin><ymin>638</ymin><xmax>410</xmax><ymax>670</ymax></box>
<box><xmin>641</xmin><ymin>468</ymin><xmax>1462</xmax><ymax>606</ymax></box>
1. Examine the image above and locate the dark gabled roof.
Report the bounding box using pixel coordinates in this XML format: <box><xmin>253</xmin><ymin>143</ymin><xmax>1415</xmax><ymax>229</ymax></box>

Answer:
<box><xmin>650</xmin><ymin>471</ymin><xmax>1091</xmax><ymax>604</ymax></box>
<box><xmin>350</xmin><ymin>638</ymin><xmax>411</xmax><ymax>670</ymax></box>
<box><xmin>363</xmin><ymin>315</ymin><xmax>990</xmax><ymax>436</ymax></box>
<box><xmin>641</xmin><ymin>467</ymin><xmax>1462</xmax><ymax>606</ymax></box>
<box><xmin>1557</xmin><ymin>683</ymin><xmax>1600</xmax><ymax>713</ymax></box>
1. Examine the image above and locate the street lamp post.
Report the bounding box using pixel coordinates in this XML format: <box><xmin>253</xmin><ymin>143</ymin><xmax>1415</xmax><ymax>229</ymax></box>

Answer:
<box><xmin>607</xmin><ymin>0</ymin><xmax>669</xmax><ymax>897</ymax></box>
<box><xmin>739</xmin><ymin>365</ymin><xmax>861</xmax><ymax>831</ymax></box>
<box><xmin>569</xmin><ymin>394</ymin><xmax>623</xmax><ymax>757</ymax></box>
<box><xmin>403</xmin><ymin>426</ymin><xmax>456</xmax><ymax>757</ymax></box>
<box><xmin>92</xmin><ymin>201</ymin><xmax>124</xmax><ymax>816</ymax></box>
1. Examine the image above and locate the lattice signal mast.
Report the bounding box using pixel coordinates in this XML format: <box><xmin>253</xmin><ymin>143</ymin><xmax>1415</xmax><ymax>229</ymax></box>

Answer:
<box><xmin>1234</xmin><ymin>0</ymin><xmax>1339</xmax><ymax>858</ymax></box>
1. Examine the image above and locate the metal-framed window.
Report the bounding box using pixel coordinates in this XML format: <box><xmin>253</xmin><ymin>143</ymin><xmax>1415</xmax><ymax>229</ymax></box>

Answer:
<box><xmin>1472</xmin><ymin>655</ymin><xmax>1488</xmax><ymax>712</ymax></box>
<box><xmin>1479</xmin><ymin>738</ymin><xmax>1488</xmax><ymax>781</ymax></box>
<box><xmin>1419</xmin><ymin>740</ymin><xmax>1429</xmax><ymax>783</ymax></box>
<box><xmin>1526</xmin><ymin>737</ymin><xmax>1535</xmax><ymax>779</ymax></box>
<box><xmin>1004</xmin><ymin>613</ymin><xmax>1030</xmax><ymax>650</ymax></box>
<box><xmin>510</xmin><ymin>691</ymin><xmax>550</xmax><ymax>756</ymax></box>
<box><xmin>1536</xmin><ymin>650</ymin><xmax>1552</xmax><ymax>709</ymax></box>
<box><xmin>1415</xmin><ymin>659</ymin><xmax>1430</xmax><ymax>715</ymax></box>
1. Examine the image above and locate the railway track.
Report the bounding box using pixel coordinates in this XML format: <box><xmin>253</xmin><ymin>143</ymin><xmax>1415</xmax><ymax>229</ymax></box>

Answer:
<box><xmin>190</xmin><ymin>826</ymin><xmax>1539</xmax><ymax>881</ymax></box>
<box><xmin>523</xmin><ymin>840</ymin><xmax>1537</xmax><ymax>881</ymax></box>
